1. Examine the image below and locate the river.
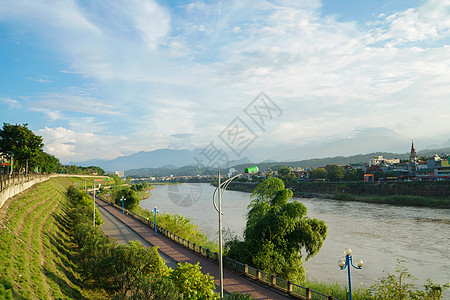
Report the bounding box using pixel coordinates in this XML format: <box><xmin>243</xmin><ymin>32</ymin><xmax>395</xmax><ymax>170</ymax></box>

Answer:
<box><xmin>141</xmin><ymin>183</ymin><xmax>450</xmax><ymax>291</ymax></box>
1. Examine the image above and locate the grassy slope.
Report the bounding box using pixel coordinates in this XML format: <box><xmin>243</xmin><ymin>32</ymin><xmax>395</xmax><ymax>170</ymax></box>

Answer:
<box><xmin>0</xmin><ymin>177</ymin><xmax>105</xmax><ymax>299</ymax></box>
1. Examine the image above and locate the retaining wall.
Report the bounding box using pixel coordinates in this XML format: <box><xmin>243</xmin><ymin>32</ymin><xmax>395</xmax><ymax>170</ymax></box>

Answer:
<box><xmin>0</xmin><ymin>174</ymin><xmax>51</xmax><ymax>209</ymax></box>
<box><xmin>0</xmin><ymin>174</ymin><xmax>109</xmax><ymax>210</ymax></box>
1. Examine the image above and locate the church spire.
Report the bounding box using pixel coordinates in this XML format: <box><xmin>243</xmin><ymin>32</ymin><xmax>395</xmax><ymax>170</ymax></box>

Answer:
<box><xmin>410</xmin><ymin>140</ymin><xmax>417</xmax><ymax>161</ymax></box>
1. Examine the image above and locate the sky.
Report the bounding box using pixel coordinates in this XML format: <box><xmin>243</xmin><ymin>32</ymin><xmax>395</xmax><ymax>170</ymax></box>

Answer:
<box><xmin>1</xmin><ymin>0</ymin><xmax>450</xmax><ymax>164</ymax></box>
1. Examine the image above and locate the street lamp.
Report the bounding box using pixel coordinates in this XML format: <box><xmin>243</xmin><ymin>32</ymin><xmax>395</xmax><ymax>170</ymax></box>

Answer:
<box><xmin>93</xmin><ymin>183</ymin><xmax>101</xmax><ymax>227</ymax></box>
<box><xmin>121</xmin><ymin>196</ymin><xmax>126</xmax><ymax>214</ymax></box>
<box><xmin>338</xmin><ymin>248</ymin><xmax>363</xmax><ymax>300</ymax></box>
<box><xmin>213</xmin><ymin>166</ymin><xmax>259</xmax><ymax>299</ymax></box>
<box><xmin>153</xmin><ymin>206</ymin><xmax>159</xmax><ymax>236</ymax></box>
<box><xmin>106</xmin><ymin>192</ymin><xmax>109</xmax><ymax>205</ymax></box>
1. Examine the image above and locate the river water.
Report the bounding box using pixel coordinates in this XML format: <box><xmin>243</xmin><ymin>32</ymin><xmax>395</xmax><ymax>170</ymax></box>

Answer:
<box><xmin>141</xmin><ymin>183</ymin><xmax>450</xmax><ymax>290</ymax></box>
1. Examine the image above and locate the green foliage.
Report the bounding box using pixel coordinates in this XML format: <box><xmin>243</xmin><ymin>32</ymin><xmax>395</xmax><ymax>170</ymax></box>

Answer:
<box><xmin>249</xmin><ymin>177</ymin><xmax>285</xmax><ymax>207</ymax></box>
<box><xmin>224</xmin><ymin>292</ymin><xmax>255</xmax><ymax>299</ymax></box>
<box><xmin>67</xmin><ymin>185</ymin><xmax>103</xmax><ymax>227</ymax></box>
<box><xmin>0</xmin><ymin>123</ymin><xmax>44</xmax><ymax>170</ymax></box>
<box><xmin>110</xmin><ymin>174</ymin><xmax>123</xmax><ymax>185</ymax></box>
<box><xmin>169</xmin><ymin>263</ymin><xmax>218</xmax><ymax>300</ymax></box>
<box><xmin>115</xmin><ymin>187</ymin><xmax>140</xmax><ymax>210</ymax></box>
<box><xmin>131</xmin><ymin>182</ymin><xmax>150</xmax><ymax>192</ymax></box>
<box><xmin>67</xmin><ymin>184</ymin><xmax>218</xmax><ymax>299</ymax></box>
<box><xmin>304</xmin><ymin>280</ymin><xmax>371</xmax><ymax>300</ymax></box>
<box><xmin>38</xmin><ymin>151</ymin><xmax>61</xmax><ymax>173</ymax></box>
<box><xmin>0</xmin><ymin>178</ymin><xmax>95</xmax><ymax>299</ymax></box>
<box><xmin>90</xmin><ymin>241</ymin><xmax>169</xmax><ymax>294</ymax></box>
<box><xmin>124</xmin><ymin>274</ymin><xmax>183</xmax><ymax>300</ymax></box>
<box><xmin>278</xmin><ymin>166</ymin><xmax>297</xmax><ymax>184</ymax></box>
<box><xmin>132</xmin><ymin>205</ymin><xmax>212</xmax><ymax>249</ymax></box>
<box><xmin>309</xmin><ymin>168</ymin><xmax>327</xmax><ymax>179</ymax></box>
<box><xmin>0</xmin><ymin>281</ymin><xmax>13</xmax><ymax>300</ymax></box>
<box><xmin>227</xmin><ymin>178</ymin><xmax>327</xmax><ymax>283</ymax></box>
<box><xmin>58</xmin><ymin>165</ymin><xmax>105</xmax><ymax>175</ymax></box>
<box><xmin>326</xmin><ymin>165</ymin><xmax>345</xmax><ymax>181</ymax></box>
<box><xmin>370</xmin><ymin>260</ymin><xmax>449</xmax><ymax>300</ymax></box>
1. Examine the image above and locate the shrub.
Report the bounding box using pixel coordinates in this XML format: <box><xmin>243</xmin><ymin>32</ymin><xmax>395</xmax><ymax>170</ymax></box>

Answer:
<box><xmin>169</xmin><ymin>263</ymin><xmax>218</xmax><ymax>300</ymax></box>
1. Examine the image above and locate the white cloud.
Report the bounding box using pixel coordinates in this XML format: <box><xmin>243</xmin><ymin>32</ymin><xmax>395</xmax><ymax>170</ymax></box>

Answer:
<box><xmin>370</xmin><ymin>0</ymin><xmax>450</xmax><ymax>45</ymax></box>
<box><xmin>39</xmin><ymin>127</ymin><xmax>129</xmax><ymax>163</ymax></box>
<box><xmin>2</xmin><ymin>0</ymin><xmax>450</xmax><ymax>162</ymax></box>
<box><xmin>1</xmin><ymin>98</ymin><xmax>21</xmax><ymax>109</ymax></box>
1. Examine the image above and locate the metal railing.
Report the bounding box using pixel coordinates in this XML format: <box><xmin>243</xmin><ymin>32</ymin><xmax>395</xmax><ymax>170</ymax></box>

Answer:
<box><xmin>103</xmin><ymin>198</ymin><xmax>338</xmax><ymax>300</ymax></box>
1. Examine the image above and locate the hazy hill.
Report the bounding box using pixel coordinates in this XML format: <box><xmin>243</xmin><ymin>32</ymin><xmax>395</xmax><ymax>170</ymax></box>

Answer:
<box><xmin>124</xmin><ymin>147</ymin><xmax>450</xmax><ymax>177</ymax></box>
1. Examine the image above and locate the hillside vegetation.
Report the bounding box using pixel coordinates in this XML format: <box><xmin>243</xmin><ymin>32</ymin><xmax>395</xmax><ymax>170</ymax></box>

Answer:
<box><xmin>0</xmin><ymin>176</ymin><xmax>97</xmax><ymax>299</ymax></box>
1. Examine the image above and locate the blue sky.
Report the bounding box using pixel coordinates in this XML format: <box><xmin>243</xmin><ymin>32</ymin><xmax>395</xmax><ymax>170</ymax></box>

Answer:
<box><xmin>1</xmin><ymin>0</ymin><xmax>450</xmax><ymax>164</ymax></box>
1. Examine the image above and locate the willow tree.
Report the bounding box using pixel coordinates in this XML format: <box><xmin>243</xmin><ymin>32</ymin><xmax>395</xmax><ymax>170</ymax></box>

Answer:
<box><xmin>225</xmin><ymin>178</ymin><xmax>327</xmax><ymax>283</ymax></box>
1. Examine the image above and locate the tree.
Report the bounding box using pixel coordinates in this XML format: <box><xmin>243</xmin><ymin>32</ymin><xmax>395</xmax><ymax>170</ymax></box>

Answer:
<box><xmin>226</xmin><ymin>178</ymin><xmax>327</xmax><ymax>283</ymax></box>
<box><xmin>37</xmin><ymin>152</ymin><xmax>60</xmax><ymax>173</ymax></box>
<box><xmin>309</xmin><ymin>168</ymin><xmax>327</xmax><ymax>179</ymax></box>
<box><xmin>115</xmin><ymin>187</ymin><xmax>140</xmax><ymax>210</ymax></box>
<box><xmin>0</xmin><ymin>123</ymin><xmax>44</xmax><ymax>171</ymax></box>
<box><xmin>278</xmin><ymin>166</ymin><xmax>297</xmax><ymax>184</ymax></box>
<box><xmin>327</xmin><ymin>165</ymin><xmax>344</xmax><ymax>182</ymax></box>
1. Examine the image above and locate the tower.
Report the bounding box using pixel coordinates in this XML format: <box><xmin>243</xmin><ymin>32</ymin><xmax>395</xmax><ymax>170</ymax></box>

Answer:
<box><xmin>410</xmin><ymin>141</ymin><xmax>417</xmax><ymax>162</ymax></box>
<box><xmin>408</xmin><ymin>141</ymin><xmax>417</xmax><ymax>176</ymax></box>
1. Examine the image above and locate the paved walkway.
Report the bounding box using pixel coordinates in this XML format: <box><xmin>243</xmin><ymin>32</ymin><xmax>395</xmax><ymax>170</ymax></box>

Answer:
<box><xmin>97</xmin><ymin>202</ymin><xmax>179</xmax><ymax>269</ymax></box>
<box><xmin>95</xmin><ymin>198</ymin><xmax>292</xmax><ymax>300</ymax></box>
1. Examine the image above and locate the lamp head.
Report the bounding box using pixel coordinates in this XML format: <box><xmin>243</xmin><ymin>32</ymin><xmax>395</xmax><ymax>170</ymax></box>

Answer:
<box><xmin>344</xmin><ymin>248</ymin><xmax>352</xmax><ymax>256</ymax></box>
<box><xmin>338</xmin><ymin>259</ymin><xmax>346</xmax><ymax>268</ymax></box>
<box><xmin>244</xmin><ymin>166</ymin><xmax>259</xmax><ymax>174</ymax></box>
<box><xmin>355</xmin><ymin>259</ymin><xmax>364</xmax><ymax>268</ymax></box>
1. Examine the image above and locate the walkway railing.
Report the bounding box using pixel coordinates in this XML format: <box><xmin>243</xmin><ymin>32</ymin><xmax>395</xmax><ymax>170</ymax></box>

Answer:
<box><xmin>104</xmin><ymin>199</ymin><xmax>338</xmax><ymax>300</ymax></box>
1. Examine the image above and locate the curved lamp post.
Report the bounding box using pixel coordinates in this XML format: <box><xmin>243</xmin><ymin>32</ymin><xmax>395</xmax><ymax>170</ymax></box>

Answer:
<box><xmin>213</xmin><ymin>166</ymin><xmax>259</xmax><ymax>299</ymax></box>
<box><xmin>338</xmin><ymin>248</ymin><xmax>363</xmax><ymax>300</ymax></box>
<box><xmin>154</xmin><ymin>206</ymin><xmax>159</xmax><ymax>236</ymax></box>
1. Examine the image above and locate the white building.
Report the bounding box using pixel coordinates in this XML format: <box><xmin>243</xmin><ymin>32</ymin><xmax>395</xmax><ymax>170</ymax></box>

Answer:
<box><xmin>114</xmin><ymin>170</ymin><xmax>125</xmax><ymax>178</ymax></box>
<box><xmin>368</xmin><ymin>156</ymin><xmax>400</xmax><ymax>167</ymax></box>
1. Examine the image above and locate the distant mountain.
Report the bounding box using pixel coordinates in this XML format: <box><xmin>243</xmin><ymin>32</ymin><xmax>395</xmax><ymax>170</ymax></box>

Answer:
<box><xmin>70</xmin><ymin>147</ymin><xmax>253</xmax><ymax>173</ymax></box>
<box><xmin>70</xmin><ymin>148</ymin><xmax>203</xmax><ymax>171</ymax></box>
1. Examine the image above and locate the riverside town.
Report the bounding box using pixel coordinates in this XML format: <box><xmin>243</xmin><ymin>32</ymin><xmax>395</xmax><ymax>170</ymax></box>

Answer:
<box><xmin>1</xmin><ymin>1</ymin><xmax>450</xmax><ymax>299</ymax></box>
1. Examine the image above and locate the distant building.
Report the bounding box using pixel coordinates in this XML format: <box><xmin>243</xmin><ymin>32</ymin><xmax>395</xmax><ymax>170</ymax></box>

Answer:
<box><xmin>368</xmin><ymin>156</ymin><xmax>400</xmax><ymax>167</ymax></box>
<box><xmin>228</xmin><ymin>167</ymin><xmax>237</xmax><ymax>178</ymax></box>
<box><xmin>114</xmin><ymin>170</ymin><xmax>125</xmax><ymax>178</ymax></box>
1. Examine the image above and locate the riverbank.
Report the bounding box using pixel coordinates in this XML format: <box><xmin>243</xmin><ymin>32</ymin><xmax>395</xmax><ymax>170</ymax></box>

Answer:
<box><xmin>219</xmin><ymin>182</ymin><xmax>450</xmax><ymax>209</ymax></box>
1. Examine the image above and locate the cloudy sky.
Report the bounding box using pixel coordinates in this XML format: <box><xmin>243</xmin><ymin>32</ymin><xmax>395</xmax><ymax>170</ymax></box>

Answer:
<box><xmin>1</xmin><ymin>0</ymin><xmax>449</xmax><ymax>163</ymax></box>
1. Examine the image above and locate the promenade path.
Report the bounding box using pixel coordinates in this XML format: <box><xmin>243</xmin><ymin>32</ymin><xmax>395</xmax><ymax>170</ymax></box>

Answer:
<box><xmin>95</xmin><ymin>198</ymin><xmax>292</xmax><ymax>300</ymax></box>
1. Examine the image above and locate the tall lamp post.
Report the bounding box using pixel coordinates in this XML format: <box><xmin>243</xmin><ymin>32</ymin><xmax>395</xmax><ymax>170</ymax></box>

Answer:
<box><xmin>93</xmin><ymin>183</ymin><xmax>101</xmax><ymax>227</ymax></box>
<box><xmin>213</xmin><ymin>166</ymin><xmax>259</xmax><ymax>299</ymax></box>
<box><xmin>121</xmin><ymin>196</ymin><xmax>126</xmax><ymax>214</ymax></box>
<box><xmin>154</xmin><ymin>206</ymin><xmax>159</xmax><ymax>236</ymax></box>
<box><xmin>338</xmin><ymin>248</ymin><xmax>363</xmax><ymax>300</ymax></box>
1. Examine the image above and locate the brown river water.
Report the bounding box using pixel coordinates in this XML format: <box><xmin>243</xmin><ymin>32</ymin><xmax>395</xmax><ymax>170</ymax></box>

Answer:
<box><xmin>141</xmin><ymin>183</ymin><xmax>450</xmax><ymax>293</ymax></box>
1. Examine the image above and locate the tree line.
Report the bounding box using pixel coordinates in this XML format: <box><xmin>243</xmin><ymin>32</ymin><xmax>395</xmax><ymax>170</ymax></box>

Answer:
<box><xmin>0</xmin><ymin>123</ymin><xmax>105</xmax><ymax>175</ymax></box>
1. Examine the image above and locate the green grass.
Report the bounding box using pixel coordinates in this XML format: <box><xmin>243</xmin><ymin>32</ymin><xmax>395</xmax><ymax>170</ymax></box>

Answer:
<box><xmin>0</xmin><ymin>177</ymin><xmax>106</xmax><ymax>299</ymax></box>
<box><xmin>303</xmin><ymin>280</ymin><xmax>372</xmax><ymax>300</ymax></box>
<box><xmin>332</xmin><ymin>193</ymin><xmax>450</xmax><ymax>208</ymax></box>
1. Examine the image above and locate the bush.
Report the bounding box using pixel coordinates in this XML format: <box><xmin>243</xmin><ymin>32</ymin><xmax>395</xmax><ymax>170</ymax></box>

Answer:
<box><xmin>169</xmin><ymin>263</ymin><xmax>218</xmax><ymax>300</ymax></box>
<box><xmin>370</xmin><ymin>260</ymin><xmax>449</xmax><ymax>300</ymax></box>
<box><xmin>225</xmin><ymin>292</ymin><xmax>254</xmax><ymax>299</ymax></box>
